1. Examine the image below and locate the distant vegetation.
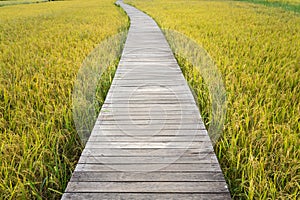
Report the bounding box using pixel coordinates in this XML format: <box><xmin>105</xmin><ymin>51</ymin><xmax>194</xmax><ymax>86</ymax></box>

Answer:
<box><xmin>0</xmin><ymin>0</ymin><xmax>48</xmax><ymax>7</ymax></box>
<box><xmin>126</xmin><ymin>0</ymin><xmax>300</xmax><ymax>199</ymax></box>
<box><xmin>236</xmin><ymin>0</ymin><xmax>300</xmax><ymax>13</ymax></box>
<box><xmin>0</xmin><ymin>0</ymin><xmax>128</xmax><ymax>198</ymax></box>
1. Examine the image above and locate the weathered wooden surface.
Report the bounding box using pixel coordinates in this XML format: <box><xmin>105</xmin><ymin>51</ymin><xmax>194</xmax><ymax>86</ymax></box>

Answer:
<box><xmin>62</xmin><ymin>0</ymin><xmax>231</xmax><ymax>199</ymax></box>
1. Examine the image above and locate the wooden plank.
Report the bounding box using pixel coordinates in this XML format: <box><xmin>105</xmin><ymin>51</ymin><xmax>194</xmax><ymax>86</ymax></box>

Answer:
<box><xmin>87</xmin><ymin>139</ymin><xmax>210</xmax><ymax>143</ymax></box>
<box><xmin>96</xmin><ymin>117</ymin><xmax>201</xmax><ymax>121</ymax></box>
<box><xmin>118</xmin><ymin>60</ymin><xmax>178</xmax><ymax>64</ymax></box>
<box><xmin>97</xmin><ymin>114</ymin><xmax>200</xmax><ymax>120</ymax></box>
<box><xmin>78</xmin><ymin>155</ymin><xmax>219</xmax><ymax>164</ymax></box>
<box><xmin>84</xmin><ymin>141</ymin><xmax>212</xmax><ymax>149</ymax></box>
<box><xmin>106</xmin><ymin>92</ymin><xmax>193</xmax><ymax>96</ymax></box>
<box><xmin>62</xmin><ymin>193</ymin><xmax>231</xmax><ymax>200</ymax></box>
<box><xmin>103</xmin><ymin>102</ymin><xmax>194</xmax><ymax>106</ymax></box>
<box><xmin>92</xmin><ymin>124</ymin><xmax>206</xmax><ymax>131</ymax></box>
<box><xmin>105</xmin><ymin>87</ymin><xmax>192</xmax><ymax>93</ymax></box>
<box><xmin>104</xmin><ymin>101</ymin><xmax>196</xmax><ymax>105</ymax></box>
<box><xmin>108</xmin><ymin>85</ymin><xmax>190</xmax><ymax>90</ymax></box>
<box><xmin>88</xmin><ymin>136</ymin><xmax>211</xmax><ymax>142</ymax></box>
<box><xmin>74</xmin><ymin>163</ymin><xmax>222</xmax><ymax>172</ymax></box>
<box><xmin>81</xmin><ymin>148</ymin><xmax>214</xmax><ymax>156</ymax></box>
<box><xmin>91</xmin><ymin>129</ymin><xmax>205</xmax><ymax>134</ymax></box>
<box><xmin>98</xmin><ymin>110</ymin><xmax>201</xmax><ymax>115</ymax></box>
<box><xmin>99</xmin><ymin>110</ymin><xmax>200</xmax><ymax>115</ymax></box>
<box><xmin>70</xmin><ymin>172</ymin><xmax>225</xmax><ymax>182</ymax></box>
<box><xmin>90</xmin><ymin>129</ymin><xmax>208</xmax><ymax>136</ymax></box>
<box><xmin>64</xmin><ymin>181</ymin><xmax>228</xmax><ymax>193</ymax></box>
<box><xmin>96</xmin><ymin>119</ymin><xmax>201</xmax><ymax>124</ymax></box>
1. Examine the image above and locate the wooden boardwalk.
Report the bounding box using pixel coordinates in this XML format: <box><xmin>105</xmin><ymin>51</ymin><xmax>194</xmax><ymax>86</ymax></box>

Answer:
<box><xmin>62</xmin><ymin>1</ymin><xmax>231</xmax><ymax>199</ymax></box>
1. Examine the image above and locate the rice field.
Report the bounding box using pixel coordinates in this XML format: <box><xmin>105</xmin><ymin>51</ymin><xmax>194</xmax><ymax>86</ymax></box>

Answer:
<box><xmin>126</xmin><ymin>0</ymin><xmax>300</xmax><ymax>199</ymax></box>
<box><xmin>1</xmin><ymin>0</ymin><xmax>299</xmax><ymax>199</ymax></box>
<box><xmin>0</xmin><ymin>0</ymin><xmax>128</xmax><ymax>198</ymax></box>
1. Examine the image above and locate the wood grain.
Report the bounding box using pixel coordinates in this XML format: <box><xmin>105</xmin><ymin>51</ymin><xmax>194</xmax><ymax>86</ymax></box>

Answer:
<box><xmin>62</xmin><ymin>0</ymin><xmax>230</xmax><ymax>199</ymax></box>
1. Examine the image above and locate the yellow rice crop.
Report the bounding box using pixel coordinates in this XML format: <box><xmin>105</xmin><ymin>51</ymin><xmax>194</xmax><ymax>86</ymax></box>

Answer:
<box><xmin>126</xmin><ymin>0</ymin><xmax>300</xmax><ymax>199</ymax></box>
<box><xmin>0</xmin><ymin>0</ymin><xmax>128</xmax><ymax>198</ymax></box>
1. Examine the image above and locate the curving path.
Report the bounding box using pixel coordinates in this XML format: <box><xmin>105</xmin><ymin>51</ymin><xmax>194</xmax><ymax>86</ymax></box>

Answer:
<box><xmin>62</xmin><ymin>1</ymin><xmax>231</xmax><ymax>199</ymax></box>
